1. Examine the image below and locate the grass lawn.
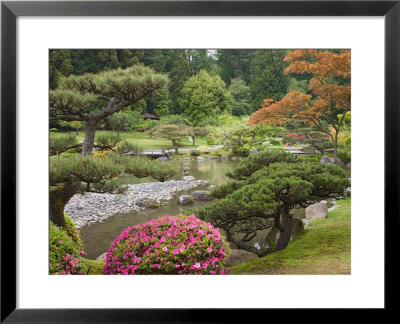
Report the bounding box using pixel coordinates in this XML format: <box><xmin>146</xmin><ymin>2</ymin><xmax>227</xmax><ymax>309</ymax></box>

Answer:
<box><xmin>230</xmin><ymin>198</ymin><xmax>351</xmax><ymax>275</ymax></box>
<box><xmin>50</xmin><ymin>130</ymin><xmax>209</xmax><ymax>149</ymax></box>
<box><xmin>83</xmin><ymin>258</ymin><xmax>105</xmax><ymax>275</ymax></box>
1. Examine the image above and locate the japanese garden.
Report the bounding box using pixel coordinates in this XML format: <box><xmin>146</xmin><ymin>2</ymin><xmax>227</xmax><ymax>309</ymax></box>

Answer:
<box><xmin>49</xmin><ymin>49</ymin><xmax>351</xmax><ymax>275</ymax></box>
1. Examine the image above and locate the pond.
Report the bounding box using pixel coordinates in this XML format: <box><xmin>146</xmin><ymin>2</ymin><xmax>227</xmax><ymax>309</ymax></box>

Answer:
<box><xmin>79</xmin><ymin>159</ymin><xmax>240</xmax><ymax>259</ymax></box>
<box><xmin>79</xmin><ymin>158</ymin><xmax>348</xmax><ymax>259</ymax></box>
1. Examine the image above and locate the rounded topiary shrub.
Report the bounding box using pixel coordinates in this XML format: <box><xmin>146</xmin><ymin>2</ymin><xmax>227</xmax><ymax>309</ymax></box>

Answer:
<box><xmin>49</xmin><ymin>222</ymin><xmax>87</xmax><ymax>275</ymax></box>
<box><xmin>104</xmin><ymin>215</ymin><xmax>230</xmax><ymax>275</ymax></box>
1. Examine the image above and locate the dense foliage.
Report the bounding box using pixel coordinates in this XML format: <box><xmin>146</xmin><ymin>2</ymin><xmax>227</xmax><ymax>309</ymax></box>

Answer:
<box><xmin>49</xmin><ymin>134</ymin><xmax>78</xmax><ymax>156</ymax></box>
<box><xmin>194</xmin><ymin>151</ymin><xmax>350</xmax><ymax>255</ymax></box>
<box><xmin>178</xmin><ymin>70</ymin><xmax>232</xmax><ymax>125</ymax></box>
<box><xmin>104</xmin><ymin>215</ymin><xmax>230</xmax><ymax>275</ymax></box>
<box><xmin>49</xmin><ymin>220</ymin><xmax>87</xmax><ymax>275</ymax></box>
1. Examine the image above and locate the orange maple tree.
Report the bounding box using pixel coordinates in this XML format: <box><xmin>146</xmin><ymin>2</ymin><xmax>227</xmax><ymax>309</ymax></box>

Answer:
<box><xmin>249</xmin><ymin>49</ymin><xmax>351</xmax><ymax>159</ymax></box>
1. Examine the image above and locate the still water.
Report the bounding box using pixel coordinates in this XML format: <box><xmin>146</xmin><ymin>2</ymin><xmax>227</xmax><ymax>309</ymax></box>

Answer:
<box><xmin>79</xmin><ymin>159</ymin><xmax>240</xmax><ymax>259</ymax></box>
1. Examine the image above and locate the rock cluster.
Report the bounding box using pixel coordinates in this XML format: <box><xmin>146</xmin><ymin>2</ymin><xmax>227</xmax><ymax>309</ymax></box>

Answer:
<box><xmin>65</xmin><ymin>176</ymin><xmax>208</xmax><ymax>228</ymax></box>
<box><xmin>178</xmin><ymin>190</ymin><xmax>213</xmax><ymax>205</ymax></box>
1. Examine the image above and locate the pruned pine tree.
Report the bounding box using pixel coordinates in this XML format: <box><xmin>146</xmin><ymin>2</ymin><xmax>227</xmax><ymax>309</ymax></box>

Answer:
<box><xmin>194</xmin><ymin>151</ymin><xmax>350</xmax><ymax>256</ymax></box>
<box><xmin>50</xmin><ymin>65</ymin><xmax>168</xmax><ymax>155</ymax></box>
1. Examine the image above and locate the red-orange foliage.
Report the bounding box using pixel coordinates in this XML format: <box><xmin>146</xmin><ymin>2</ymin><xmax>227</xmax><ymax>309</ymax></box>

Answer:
<box><xmin>249</xmin><ymin>49</ymin><xmax>351</xmax><ymax>157</ymax></box>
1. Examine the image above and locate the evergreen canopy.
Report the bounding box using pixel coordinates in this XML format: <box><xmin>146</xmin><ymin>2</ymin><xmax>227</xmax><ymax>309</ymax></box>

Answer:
<box><xmin>194</xmin><ymin>151</ymin><xmax>350</xmax><ymax>256</ymax></box>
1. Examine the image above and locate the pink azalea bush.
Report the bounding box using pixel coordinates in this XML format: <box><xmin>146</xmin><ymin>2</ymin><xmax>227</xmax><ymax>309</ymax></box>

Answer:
<box><xmin>49</xmin><ymin>221</ymin><xmax>87</xmax><ymax>275</ymax></box>
<box><xmin>104</xmin><ymin>214</ymin><xmax>231</xmax><ymax>275</ymax></box>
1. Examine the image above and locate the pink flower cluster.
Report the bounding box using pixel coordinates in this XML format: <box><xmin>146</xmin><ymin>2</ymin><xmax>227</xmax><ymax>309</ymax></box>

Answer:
<box><xmin>49</xmin><ymin>222</ymin><xmax>87</xmax><ymax>275</ymax></box>
<box><xmin>51</xmin><ymin>253</ymin><xmax>84</xmax><ymax>275</ymax></box>
<box><xmin>104</xmin><ymin>214</ymin><xmax>230</xmax><ymax>275</ymax></box>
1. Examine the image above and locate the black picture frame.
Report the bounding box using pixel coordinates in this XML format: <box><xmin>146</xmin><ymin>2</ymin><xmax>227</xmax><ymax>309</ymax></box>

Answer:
<box><xmin>1</xmin><ymin>0</ymin><xmax>398</xmax><ymax>321</ymax></box>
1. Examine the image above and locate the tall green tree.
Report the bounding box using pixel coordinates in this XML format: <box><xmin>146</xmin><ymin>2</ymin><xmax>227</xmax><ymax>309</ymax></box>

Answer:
<box><xmin>49</xmin><ymin>50</ymin><xmax>73</xmax><ymax>90</ymax></box>
<box><xmin>228</xmin><ymin>77</ymin><xmax>251</xmax><ymax>116</ymax></box>
<box><xmin>178</xmin><ymin>70</ymin><xmax>232</xmax><ymax>125</ymax></box>
<box><xmin>217</xmin><ymin>49</ymin><xmax>255</xmax><ymax>85</ymax></box>
<box><xmin>142</xmin><ymin>49</ymin><xmax>168</xmax><ymax>72</ymax></box>
<box><xmin>117</xmin><ymin>49</ymin><xmax>144</xmax><ymax>68</ymax></box>
<box><xmin>166</xmin><ymin>50</ymin><xmax>191</xmax><ymax>114</ymax></box>
<box><xmin>188</xmin><ymin>50</ymin><xmax>216</xmax><ymax>75</ymax></box>
<box><xmin>50</xmin><ymin>65</ymin><xmax>168</xmax><ymax>155</ymax></box>
<box><xmin>147</xmin><ymin>87</ymin><xmax>171</xmax><ymax>117</ymax></box>
<box><xmin>249</xmin><ymin>49</ymin><xmax>289</xmax><ymax>112</ymax></box>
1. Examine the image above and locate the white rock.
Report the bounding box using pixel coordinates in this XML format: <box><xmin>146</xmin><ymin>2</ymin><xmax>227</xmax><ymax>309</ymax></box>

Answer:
<box><xmin>305</xmin><ymin>201</ymin><xmax>328</xmax><ymax>219</ymax></box>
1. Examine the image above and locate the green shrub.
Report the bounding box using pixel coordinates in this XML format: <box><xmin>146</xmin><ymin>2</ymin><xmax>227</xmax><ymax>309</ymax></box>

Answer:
<box><xmin>191</xmin><ymin>150</ymin><xmax>201</xmax><ymax>156</ymax></box>
<box><xmin>206</xmin><ymin>138</ymin><xmax>215</xmax><ymax>145</ymax></box>
<box><xmin>337</xmin><ymin>150</ymin><xmax>351</xmax><ymax>164</ymax></box>
<box><xmin>64</xmin><ymin>214</ymin><xmax>83</xmax><ymax>249</ymax></box>
<box><xmin>49</xmin><ymin>221</ymin><xmax>87</xmax><ymax>275</ymax></box>
<box><xmin>116</xmin><ymin>141</ymin><xmax>142</xmax><ymax>155</ymax></box>
<box><xmin>253</xmin><ymin>144</ymin><xmax>266</xmax><ymax>151</ymax></box>
<box><xmin>95</xmin><ymin>133</ymin><xmax>121</xmax><ymax>148</ymax></box>
<box><xmin>49</xmin><ymin>135</ymin><xmax>77</xmax><ymax>155</ymax></box>
<box><xmin>232</xmin><ymin>144</ymin><xmax>251</xmax><ymax>157</ymax></box>
<box><xmin>270</xmin><ymin>138</ymin><xmax>282</xmax><ymax>146</ymax></box>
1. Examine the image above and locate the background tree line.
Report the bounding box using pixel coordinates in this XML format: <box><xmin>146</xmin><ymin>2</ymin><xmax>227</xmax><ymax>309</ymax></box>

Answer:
<box><xmin>50</xmin><ymin>49</ymin><xmax>296</xmax><ymax>119</ymax></box>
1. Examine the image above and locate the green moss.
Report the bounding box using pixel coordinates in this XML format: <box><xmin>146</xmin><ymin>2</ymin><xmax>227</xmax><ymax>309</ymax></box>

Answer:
<box><xmin>230</xmin><ymin>198</ymin><xmax>351</xmax><ymax>275</ymax></box>
<box><xmin>83</xmin><ymin>258</ymin><xmax>105</xmax><ymax>275</ymax></box>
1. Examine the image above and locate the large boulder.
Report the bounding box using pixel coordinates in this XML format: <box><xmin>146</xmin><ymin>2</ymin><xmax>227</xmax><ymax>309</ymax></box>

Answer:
<box><xmin>226</xmin><ymin>249</ymin><xmax>258</xmax><ymax>267</ymax></box>
<box><xmin>320</xmin><ymin>155</ymin><xmax>344</xmax><ymax>166</ymax></box>
<box><xmin>305</xmin><ymin>201</ymin><xmax>328</xmax><ymax>219</ymax></box>
<box><xmin>192</xmin><ymin>190</ymin><xmax>213</xmax><ymax>201</ymax></box>
<box><xmin>197</xmin><ymin>146</ymin><xmax>211</xmax><ymax>153</ymax></box>
<box><xmin>178</xmin><ymin>195</ymin><xmax>194</xmax><ymax>205</ymax></box>
<box><xmin>136</xmin><ymin>197</ymin><xmax>161</xmax><ymax>209</ymax></box>
<box><xmin>320</xmin><ymin>155</ymin><xmax>333</xmax><ymax>165</ymax></box>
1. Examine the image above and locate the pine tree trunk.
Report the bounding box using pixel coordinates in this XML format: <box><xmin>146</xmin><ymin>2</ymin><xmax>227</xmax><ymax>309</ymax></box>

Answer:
<box><xmin>333</xmin><ymin>131</ymin><xmax>339</xmax><ymax>161</ymax></box>
<box><xmin>82</xmin><ymin>118</ymin><xmax>97</xmax><ymax>156</ymax></box>
<box><xmin>275</xmin><ymin>208</ymin><xmax>292</xmax><ymax>251</ymax></box>
<box><xmin>172</xmin><ymin>140</ymin><xmax>179</xmax><ymax>154</ymax></box>
<box><xmin>49</xmin><ymin>182</ymin><xmax>80</xmax><ymax>228</ymax></box>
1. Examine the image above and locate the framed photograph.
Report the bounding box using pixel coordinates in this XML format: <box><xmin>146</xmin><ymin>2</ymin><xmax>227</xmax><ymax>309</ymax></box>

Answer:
<box><xmin>1</xmin><ymin>0</ymin><xmax>398</xmax><ymax>321</ymax></box>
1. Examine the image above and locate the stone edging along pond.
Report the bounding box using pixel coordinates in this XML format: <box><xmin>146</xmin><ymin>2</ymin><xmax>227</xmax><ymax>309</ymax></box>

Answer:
<box><xmin>65</xmin><ymin>176</ymin><xmax>208</xmax><ymax>229</ymax></box>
